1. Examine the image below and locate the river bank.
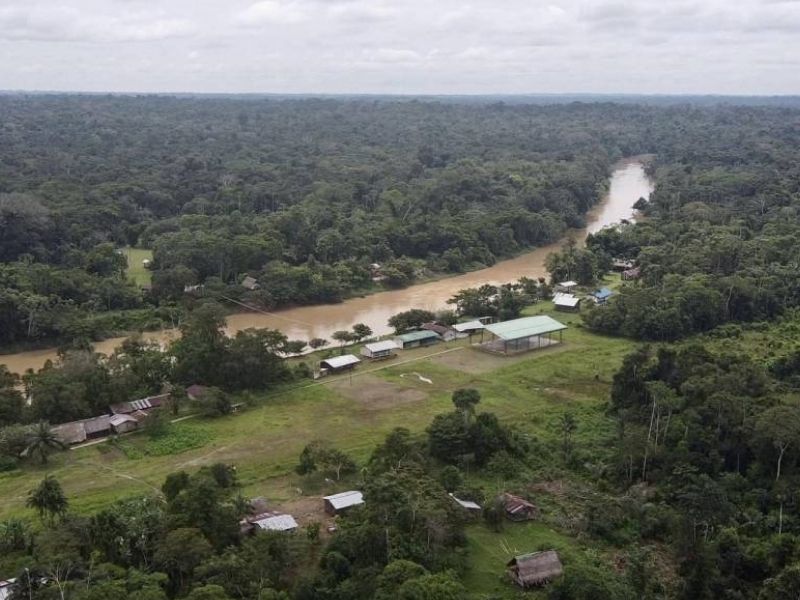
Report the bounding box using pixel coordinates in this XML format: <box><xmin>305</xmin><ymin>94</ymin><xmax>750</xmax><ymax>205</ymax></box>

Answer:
<box><xmin>0</xmin><ymin>157</ymin><xmax>653</xmax><ymax>376</ymax></box>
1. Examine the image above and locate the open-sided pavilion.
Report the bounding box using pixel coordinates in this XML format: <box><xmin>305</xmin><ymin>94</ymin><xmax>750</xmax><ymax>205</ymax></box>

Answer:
<box><xmin>477</xmin><ymin>315</ymin><xmax>567</xmax><ymax>355</ymax></box>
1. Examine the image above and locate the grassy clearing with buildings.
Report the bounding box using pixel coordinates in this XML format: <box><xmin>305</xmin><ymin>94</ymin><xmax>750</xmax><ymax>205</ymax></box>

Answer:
<box><xmin>122</xmin><ymin>247</ymin><xmax>153</xmax><ymax>286</ymax></box>
<box><xmin>0</xmin><ymin>299</ymin><xmax>635</xmax><ymax>596</ymax></box>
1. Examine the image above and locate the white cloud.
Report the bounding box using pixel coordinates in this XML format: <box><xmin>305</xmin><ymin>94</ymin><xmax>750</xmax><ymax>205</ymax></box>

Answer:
<box><xmin>234</xmin><ymin>1</ymin><xmax>308</xmax><ymax>26</ymax></box>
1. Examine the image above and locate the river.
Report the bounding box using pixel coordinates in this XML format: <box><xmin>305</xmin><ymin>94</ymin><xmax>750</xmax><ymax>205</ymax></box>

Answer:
<box><xmin>0</xmin><ymin>157</ymin><xmax>653</xmax><ymax>376</ymax></box>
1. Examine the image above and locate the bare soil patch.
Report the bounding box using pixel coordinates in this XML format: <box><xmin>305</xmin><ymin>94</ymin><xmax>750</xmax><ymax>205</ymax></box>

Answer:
<box><xmin>330</xmin><ymin>375</ymin><xmax>427</xmax><ymax>409</ymax></box>
<box><xmin>430</xmin><ymin>344</ymin><xmax>569</xmax><ymax>374</ymax></box>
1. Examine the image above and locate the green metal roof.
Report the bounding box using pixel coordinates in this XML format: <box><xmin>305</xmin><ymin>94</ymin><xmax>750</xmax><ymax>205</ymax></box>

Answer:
<box><xmin>484</xmin><ymin>315</ymin><xmax>567</xmax><ymax>341</ymax></box>
<box><xmin>395</xmin><ymin>330</ymin><xmax>441</xmax><ymax>342</ymax></box>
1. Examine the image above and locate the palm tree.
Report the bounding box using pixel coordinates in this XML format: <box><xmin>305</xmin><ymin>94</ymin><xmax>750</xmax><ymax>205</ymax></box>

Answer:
<box><xmin>24</xmin><ymin>422</ymin><xmax>67</xmax><ymax>465</ymax></box>
<box><xmin>26</xmin><ymin>475</ymin><xmax>68</xmax><ymax>525</ymax></box>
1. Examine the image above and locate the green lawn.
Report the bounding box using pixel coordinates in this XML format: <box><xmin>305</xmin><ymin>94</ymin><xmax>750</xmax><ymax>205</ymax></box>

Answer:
<box><xmin>0</xmin><ymin>307</ymin><xmax>635</xmax><ymax>589</ymax></box>
<box><xmin>122</xmin><ymin>247</ymin><xmax>153</xmax><ymax>286</ymax></box>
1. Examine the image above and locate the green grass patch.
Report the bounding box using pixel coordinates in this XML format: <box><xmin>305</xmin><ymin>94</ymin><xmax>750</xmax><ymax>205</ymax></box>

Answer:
<box><xmin>122</xmin><ymin>247</ymin><xmax>153</xmax><ymax>286</ymax></box>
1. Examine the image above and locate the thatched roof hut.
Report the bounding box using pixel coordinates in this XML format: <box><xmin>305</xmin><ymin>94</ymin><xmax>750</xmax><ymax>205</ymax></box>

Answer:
<box><xmin>502</xmin><ymin>493</ymin><xmax>539</xmax><ymax>521</ymax></box>
<box><xmin>507</xmin><ymin>550</ymin><xmax>563</xmax><ymax>588</ymax></box>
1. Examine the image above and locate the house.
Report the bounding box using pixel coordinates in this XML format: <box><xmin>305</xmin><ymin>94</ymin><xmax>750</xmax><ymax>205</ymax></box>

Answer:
<box><xmin>622</xmin><ymin>266</ymin><xmax>641</xmax><ymax>281</ymax></box>
<box><xmin>110</xmin><ymin>413</ymin><xmax>139</xmax><ymax>434</ymax></box>
<box><xmin>320</xmin><ymin>354</ymin><xmax>361</xmax><ymax>375</ymax></box>
<box><xmin>394</xmin><ymin>330</ymin><xmax>441</xmax><ymax>349</ymax></box>
<box><xmin>449</xmin><ymin>493</ymin><xmax>482</xmax><ymax>513</ymax></box>
<box><xmin>0</xmin><ymin>579</ymin><xmax>16</xmax><ymax>600</ymax></box>
<box><xmin>186</xmin><ymin>384</ymin><xmax>209</xmax><ymax>400</ymax></box>
<box><xmin>555</xmin><ymin>280</ymin><xmax>578</xmax><ymax>293</ymax></box>
<box><xmin>502</xmin><ymin>493</ymin><xmax>539</xmax><ymax>521</ymax></box>
<box><xmin>241</xmin><ymin>275</ymin><xmax>260</xmax><ymax>291</ymax></box>
<box><xmin>422</xmin><ymin>322</ymin><xmax>458</xmax><ymax>341</ymax></box>
<box><xmin>252</xmin><ymin>514</ymin><xmax>298</xmax><ymax>532</ymax></box>
<box><xmin>109</xmin><ymin>394</ymin><xmax>167</xmax><ymax>416</ymax></box>
<box><xmin>183</xmin><ymin>284</ymin><xmax>204</xmax><ymax>294</ymax></box>
<box><xmin>324</xmin><ymin>490</ymin><xmax>364</xmax><ymax>515</ymax></box>
<box><xmin>453</xmin><ymin>320</ymin><xmax>485</xmax><ymax>335</ymax></box>
<box><xmin>361</xmin><ymin>340</ymin><xmax>398</xmax><ymax>360</ymax></box>
<box><xmin>52</xmin><ymin>415</ymin><xmax>112</xmax><ymax>446</ymax></box>
<box><xmin>612</xmin><ymin>259</ymin><xmax>634</xmax><ymax>271</ymax></box>
<box><xmin>590</xmin><ymin>287</ymin><xmax>613</xmax><ymax>304</ymax></box>
<box><xmin>507</xmin><ymin>550</ymin><xmax>563</xmax><ymax>588</ymax></box>
<box><xmin>553</xmin><ymin>292</ymin><xmax>581</xmax><ymax>312</ymax></box>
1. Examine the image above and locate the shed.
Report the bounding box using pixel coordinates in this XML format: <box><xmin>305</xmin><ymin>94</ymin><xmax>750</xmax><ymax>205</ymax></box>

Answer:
<box><xmin>52</xmin><ymin>421</ymin><xmax>88</xmax><ymax>445</ymax></box>
<box><xmin>449</xmin><ymin>493</ymin><xmax>482</xmax><ymax>513</ymax></box>
<box><xmin>110</xmin><ymin>394</ymin><xmax>167</xmax><ymax>415</ymax></box>
<box><xmin>555</xmin><ymin>280</ymin><xmax>578</xmax><ymax>293</ymax></box>
<box><xmin>507</xmin><ymin>550</ymin><xmax>563</xmax><ymax>588</ymax></box>
<box><xmin>324</xmin><ymin>490</ymin><xmax>364</xmax><ymax>515</ymax></box>
<box><xmin>453</xmin><ymin>320</ymin><xmax>485</xmax><ymax>335</ymax></box>
<box><xmin>622</xmin><ymin>266</ymin><xmax>641</xmax><ymax>281</ymax></box>
<box><xmin>590</xmin><ymin>287</ymin><xmax>613</xmax><ymax>304</ymax></box>
<box><xmin>394</xmin><ymin>330</ymin><xmax>441</xmax><ymax>349</ymax></box>
<box><xmin>553</xmin><ymin>292</ymin><xmax>581</xmax><ymax>312</ymax></box>
<box><xmin>480</xmin><ymin>316</ymin><xmax>567</xmax><ymax>355</ymax></box>
<box><xmin>361</xmin><ymin>340</ymin><xmax>398</xmax><ymax>360</ymax></box>
<box><xmin>502</xmin><ymin>493</ymin><xmax>539</xmax><ymax>521</ymax></box>
<box><xmin>82</xmin><ymin>415</ymin><xmax>112</xmax><ymax>438</ymax></box>
<box><xmin>422</xmin><ymin>322</ymin><xmax>458</xmax><ymax>341</ymax></box>
<box><xmin>242</xmin><ymin>276</ymin><xmax>260</xmax><ymax>291</ymax></box>
<box><xmin>110</xmin><ymin>413</ymin><xmax>139</xmax><ymax>434</ymax></box>
<box><xmin>612</xmin><ymin>259</ymin><xmax>634</xmax><ymax>271</ymax></box>
<box><xmin>253</xmin><ymin>514</ymin><xmax>298</xmax><ymax>532</ymax></box>
<box><xmin>320</xmin><ymin>354</ymin><xmax>361</xmax><ymax>374</ymax></box>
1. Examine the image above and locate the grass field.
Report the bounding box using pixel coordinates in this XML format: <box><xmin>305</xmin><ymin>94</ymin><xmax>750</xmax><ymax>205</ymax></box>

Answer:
<box><xmin>122</xmin><ymin>247</ymin><xmax>153</xmax><ymax>286</ymax></box>
<box><xmin>0</xmin><ymin>300</ymin><xmax>635</xmax><ymax>595</ymax></box>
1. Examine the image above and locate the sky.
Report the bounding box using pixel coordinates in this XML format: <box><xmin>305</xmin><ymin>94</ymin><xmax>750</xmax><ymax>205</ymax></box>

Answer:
<box><xmin>1</xmin><ymin>0</ymin><xmax>799</xmax><ymax>95</ymax></box>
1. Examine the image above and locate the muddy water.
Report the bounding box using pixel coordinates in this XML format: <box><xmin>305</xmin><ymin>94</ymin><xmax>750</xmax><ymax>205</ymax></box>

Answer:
<box><xmin>0</xmin><ymin>158</ymin><xmax>653</xmax><ymax>375</ymax></box>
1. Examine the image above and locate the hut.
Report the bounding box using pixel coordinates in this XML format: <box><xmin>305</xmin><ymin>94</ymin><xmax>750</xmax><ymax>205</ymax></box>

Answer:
<box><xmin>553</xmin><ymin>293</ymin><xmax>581</xmax><ymax>312</ymax></box>
<box><xmin>479</xmin><ymin>316</ymin><xmax>567</xmax><ymax>356</ymax></box>
<box><xmin>52</xmin><ymin>415</ymin><xmax>112</xmax><ymax>446</ymax></box>
<box><xmin>394</xmin><ymin>330</ymin><xmax>441</xmax><ymax>349</ymax></box>
<box><xmin>361</xmin><ymin>340</ymin><xmax>398</xmax><ymax>360</ymax></box>
<box><xmin>252</xmin><ymin>514</ymin><xmax>298</xmax><ymax>532</ymax></box>
<box><xmin>453</xmin><ymin>320</ymin><xmax>485</xmax><ymax>336</ymax></box>
<box><xmin>241</xmin><ymin>276</ymin><xmax>260</xmax><ymax>291</ymax></box>
<box><xmin>555</xmin><ymin>280</ymin><xmax>578</xmax><ymax>293</ymax></box>
<box><xmin>590</xmin><ymin>287</ymin><xmax>613</xmax><ymax>305</ymax></box>
<box><xmin>612</xmin><ymin>259</ymin><xmax>634</xmax><ymax>271</ymax></box>
<box><xmin>507</xmin><ymin>550</ymin><xmax>564</xmax><ymax>588</ymax></box>
<box><xmin>320</xmin><ymin>354</ymin><xmax>361</xmax><ymax>375</ymax></box>
<box><xmin>422</xmin><ymin>322</ymin><xmax>458</xmax><ymax>341</ymax></box>
<box><xmin>622</xmin><ymin>266</ymin><xmax>641</xmax><ymax>281</ymax></box>
<box><xmin>502</xmin><ymin>493</ymin><xmax>539</xmax><ymax>521</ymax></box>
<box><xmin>110</xmin><ymin>413</ymin><xmax>139</xmax><ymax>434</ymax></box>
<box><xmin>324</xmin><ymin>490</ymin><xmax>364</xmax><ymax>515</ymax></box>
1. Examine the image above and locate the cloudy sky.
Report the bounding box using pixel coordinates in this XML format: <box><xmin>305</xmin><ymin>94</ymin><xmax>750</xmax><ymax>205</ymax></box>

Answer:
<box><xmin>1</xmin><ymin>0</ymin><xmax>799</xmax><ymax>95</ymax></box>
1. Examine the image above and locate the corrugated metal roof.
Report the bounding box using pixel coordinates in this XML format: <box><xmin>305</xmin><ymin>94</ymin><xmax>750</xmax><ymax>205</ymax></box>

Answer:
<box><xmin>324</xmin><ymin>490</ymin><xmax>364</xmax><ymax>510</ymax></box>
<box><xmin>110</xmin><ymin>414</ymin><xmax>138</xmax><ymax>427</ymax></box>
<box><xmin>557</xmin><ymin>280</ymin><xmax>577</xmax><ymax>287</ymax></box>
<box><xmin>395</xmin><ymin>330</ymin><xmax>440</xmax><ymax>343</ymax></box>
<box><xmin>592</xmin><ymin>287</ymin><xmax>613</xmax><ymax>299</ymax></box>
<box><xmin>321</xmin><ymin>354</ymin><xmax>361</xmax><ymax>369</ymax></box>
<box><xmin>453</xmin><ymin>320</ymin><xmax>485</xmax><ymax>332</ymax></box>
<box><xmin>82</xmin><ymin>415</ymin><xmax>111</xmax><ymax>435</ymax></box>
<box><xmin>450</xmin><ymin>494</ymin><xmax>481</xmax><ymax>510</ymax></box>
<box><xmin>485</xmin><ymin>316</ymin><xmax>567</xmax><ymax>341</ymax></box>
<box><xmin>363</xmin><ymin>340</ymin><xmax>398</xmax><ymax>353</ymax></box>
<box><xmin>253</xmin><ymin>514</ymin><xmax>298</xmax><ymax>531</ymax></box>
<box><xmin>553</xmin><ymin>293</ymin><xmax>581</xmax><ymax>307</ymax></box>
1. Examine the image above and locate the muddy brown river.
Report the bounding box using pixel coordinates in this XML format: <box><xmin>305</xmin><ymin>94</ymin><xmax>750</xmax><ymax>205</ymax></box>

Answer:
<box><xmin>0</xmin><ymin>158</ymin><xmax>653</xmax><ymax>375</ymax></box>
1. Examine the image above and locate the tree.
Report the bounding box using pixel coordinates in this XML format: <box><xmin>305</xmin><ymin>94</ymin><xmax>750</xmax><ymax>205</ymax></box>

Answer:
<box><xmin>388</xmin><ymin>309</ymin><xmax>435</xmax><ymax>334</ymax></box>
<box><xmin>154</xmin><ymin>528</ymin><xmax>213</xmax><ymax>596</ymax></box>
<box><xmin>439</xmin><ymin>466</ymin><xmax>462</xmax><ymax>492</ymax></box>
<box><xmin>27</xmin><ymin>475</ymin><xmax>68</xmax><ymax>525</ymax></box>
<box><xmin>559</xmin><ymin>412</ymin><xmax>578</xmax><ymax>462</ymax></box>
<box><xmin>351</xmin><ymin>323</ymin><xmax>373</xmax><ymax>343</ymax></box>
<box><xmin>23</xmin><ymin>421</ymin><xmax>67</xmax><ymax>464</ymax></box>
<box><xmin>332</xmin><ymin>330</ymin><xmax>356</xmax><ymax>351</ymax></box>
<box><xmin>195</xmin><ymin>387</ymin><xmax>233</xmax><ymax>417</ymax></box>
<box><xmin>308</xmin><ymin>338</ymin><xmax>329</xmax><ymax>350</ymax></box>
<box><xmin>451</xmin><ymin>388</ymin><xmax>480</xmax><ymax>423</ymax></box>
<box><xmin>397</xmin><ymin>571</ymin><xmax>466</xmax><ymax>600</ymax></box>
<box><xmin>755</xmin><ymin>405</ymin><xmax>800</xmax><ymax>482</ymax></box>
<box><xmin>185</xmin><ymin>584</ymin><xmax>232</xmax><ymax>600</ymax></box>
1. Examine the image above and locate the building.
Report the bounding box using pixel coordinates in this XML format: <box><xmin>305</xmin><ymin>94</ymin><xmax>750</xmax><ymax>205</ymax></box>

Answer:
<box><xmin>361</xmin><ymin>340</ymin><xmax>398</xmax><ymax>360</ymax></box>
<box><xmin>324</xmin><ymin>490</ymin><xmax>364</xmax><ymax>515</ymax></box>
<box><xmin>453</xmin><ymin>320</ymin><xmax>485</xmax><ymax>335</ymax></box>
<box><xmin>507</xmin><ymin>550</ymin><xmax>563</xmax><ymax>588</ymax></box>
<box><xmin>555</xmin><ymin>280</ymin><xmax>578</xmax><ymax>293</ymax></box>
<box><xmin>394</xmin><ymin>330</ymin><xmax>441</xmax><ymax>349</ymax></box>
<box><xmin>110</xmin><ymin>413</ymin><xmax>139</xmax><ymax>434</ymax></box>
<box><xmin>612</xmin><ymin>259</ymin><xmax>634</xmax><ymax>271</ymax></box>
<box><xmin>241</xmin><ymin>275</ymin><xmax>260</xmax><ymax>291</ymax></box>
<box><xmin>553</xmin><ymin>292</ymin><xmax>581</xmax><ymax>312</ymax></box>
<box><xmin>0</xmin><ymin>579</ymin><xmax>15</xmax><ymax>600</ymax></box>
<box><xmin>186</xmin><ymin>384</ymin><xmax>209</xmax><ymax>400</ymax></box>
<box><xmin>422</xmin><ymin>322</ymin><xmax>458</xmax><ymax>341</ymax></box>
<box><xmin>252</xmin><ymin>514</ymin><xmax>298</xmax><ymax>532</ymax></box>
<box><xmin>320</xmin><ymin>354</ymin><xmax>361</xmax><ymax>375</ymax></box>
<box><xmin>479</xmin><ymin>316</ymin><xmax>567</xmax><ymax>355</ymax></box>
<box><xmin>52</xmin><ymin>415</ymin><xmax>112</xmax><ymax>446</ymax></box>
<box><xmin>590</xmin><ymin>287</ymin><xmax>613</xmax><ymax>304</ymax></box>
<box><xmin>449</xmin><ymin>493</ymin><xmax>482</xmax><ymax>513</ymax></box>
<box><xmin>109</xmin><ymin>394</ymin><xmax>167</xmax><ymax>416</ymax></box>
<box><xmin>622</xmin><ymin>266</ymin><xmax>641</xmax><ymax>281</ymax></box>
<box><xmin>502</xmin><ymin>493</ymin><xmax>539</xmax><ymax>521</ymax></box>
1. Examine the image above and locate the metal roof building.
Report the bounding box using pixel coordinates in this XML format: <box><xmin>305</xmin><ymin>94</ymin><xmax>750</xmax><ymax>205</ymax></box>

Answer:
<box><xmin>320</xmin><ymin>354</ymin><xmax>361</xmax><ymax>372</ymax></box>
<box><xmin>480</xmin><ymin>316</ymin><xmax>567</xmax><ymax>355</ymax></box>
<box><xmin>553</xmin><ymin>292</ymin><xmax>581</xmax><ymax>312</ymax></box>
<box><xmin>453</xmin><ymin>320</ymin><xmax>485</xmax><ymax>334</ymax></box>
<box><xmin>324</xmin><ymin>490</ymin><xmax>364</xmax><ymax>515</ymax></box>
<box><xmin>253</xmin><ymin>514</ymin><xmax>298</xmax><ymax>532</ymax></box>
<box><xmin>361</xmin><ymin>340</ymin><xmax>398</xmax><ymax>360</ymax></box>
<box><xmin>394</xmin><ymin>330</ymin><xmax>440</xmax><ymax>349</ymax></box>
